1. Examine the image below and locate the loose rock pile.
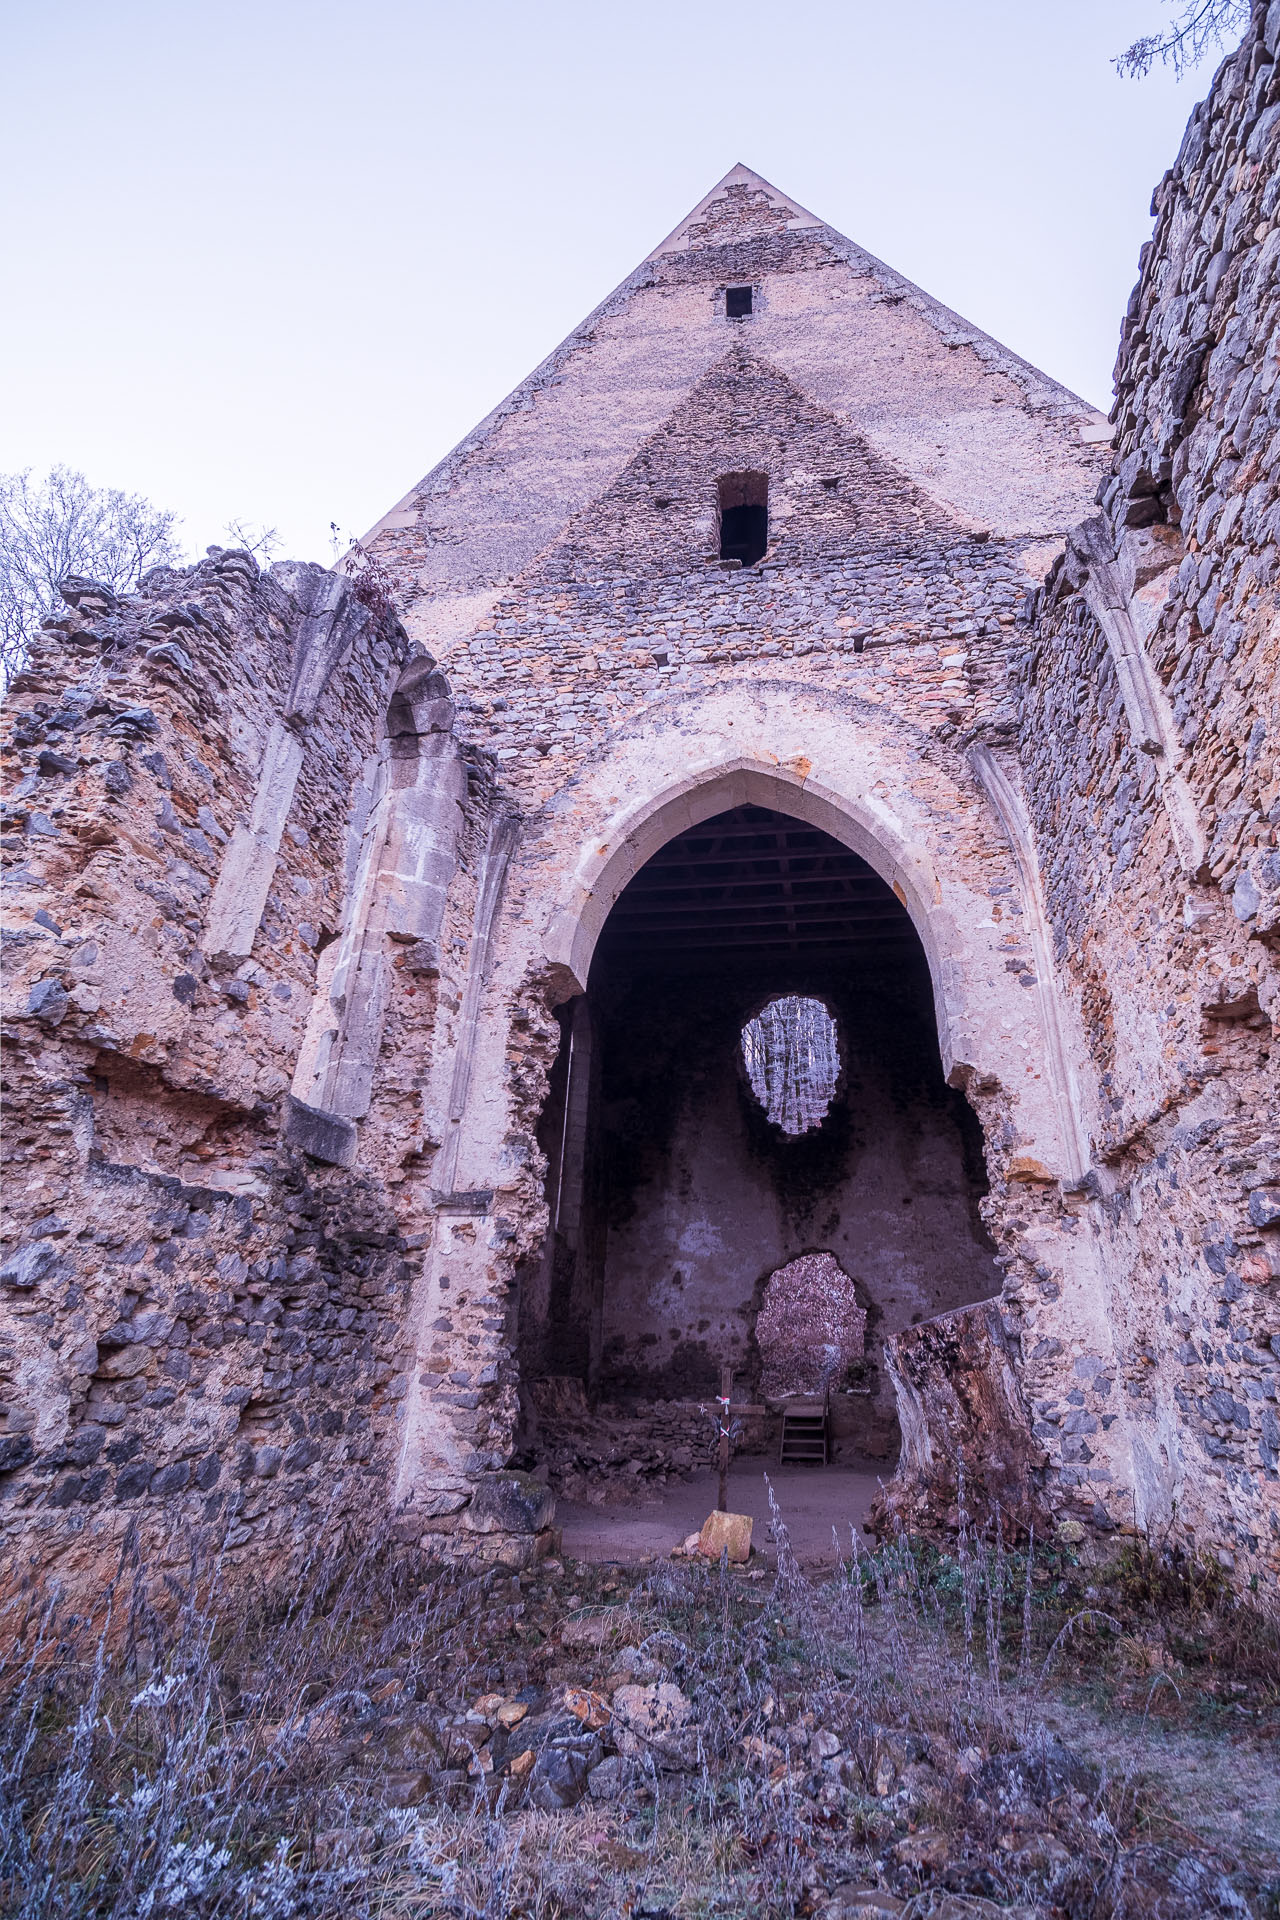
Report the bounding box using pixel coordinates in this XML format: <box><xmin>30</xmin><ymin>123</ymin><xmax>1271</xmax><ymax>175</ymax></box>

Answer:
<box><xmin>348</xmin><ymin>1596</ymin><xmax>701</xmax><ymax>1813</ymax></box>
<box><xmin>528</xmin><ymin>1393</ymin><xmax>721</xmax><ymax>1506</ymax></box>
<box><xmin>757</xmin><ymin>1251</ymin><xmax>867</xmax><ymax>1400</ymax></box>
<box><xmin>6</xmin><ymin>1521</ymin><xmax>1274</xmax><ymax>1918</ymax></box>
<box><xmin>315</xmin><ymin>1558</ymin><xmax>1270</xmax><ymax>1916</ymax></box>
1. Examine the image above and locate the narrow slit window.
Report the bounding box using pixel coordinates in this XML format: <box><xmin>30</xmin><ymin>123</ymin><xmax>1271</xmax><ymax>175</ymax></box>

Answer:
<box><xmin>718</xmin><ymin>471</ymin><xmax>768</xmax><ymax>568</ymax></box>
<box><xmin>725</xmin><ymin>285</ymin><xmax>752</xmax><ymax>319</ymax></box>
<box><xmin>742</xmin><ymin>996</ymin><xmax>840</xmax><ymax>1135</ymax></box>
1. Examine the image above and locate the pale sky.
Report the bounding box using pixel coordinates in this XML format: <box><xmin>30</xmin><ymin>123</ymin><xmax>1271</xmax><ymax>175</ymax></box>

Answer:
<box><xmin>1</xmin><ymin>1</ymin><xmax>1219</xmax><ymax>566</ymax></box>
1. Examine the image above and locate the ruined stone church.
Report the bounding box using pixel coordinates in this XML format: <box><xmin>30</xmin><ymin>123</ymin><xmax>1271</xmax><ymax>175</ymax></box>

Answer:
<box><xmin>3</xmin><ymin>11</ymin><xmax>1278</xmax><ymax>1611</ymax></box>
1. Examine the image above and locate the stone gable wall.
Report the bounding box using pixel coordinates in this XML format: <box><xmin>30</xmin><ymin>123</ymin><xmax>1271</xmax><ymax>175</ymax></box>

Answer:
<box><xmin>451</xmin><ymin>551</ymin><xmax>1034</xmax><ymax>804</ymax></box>
<box><xmin>367</xmin><ymin>192</ymin><xmax>1106</xmax><ymax>619</ymax></box>
<box><xmin>678</xmin><ymin>181</ymin><xmax>801</xmax><ymax>249</ymax></box>
<box><xmin>532</xmin><ymin>347</ymin><xmax>962</xmax><ymax>584</ymax></box>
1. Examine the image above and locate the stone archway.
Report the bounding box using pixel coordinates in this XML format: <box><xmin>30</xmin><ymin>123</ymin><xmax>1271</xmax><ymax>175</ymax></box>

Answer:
<box><xmin>520</xmin><ymin>791</ymin><xmax>1004</xmax><ymax>1471</ymax></box>
<box><xmin>544</xmin><ymin>758</ymin><xmax>969</xmax><ymax>1077</ymax></box>
<box><xmin>393</xmin><ymin>700</ymin><xmax>1128</xmax><ymax>1539</ymax></box>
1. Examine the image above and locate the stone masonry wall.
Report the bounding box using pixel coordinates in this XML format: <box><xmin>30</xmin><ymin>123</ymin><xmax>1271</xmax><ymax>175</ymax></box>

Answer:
<box><xmin>360</xmin><ymin>179</ymin><xmax>1117</xmax><ymax>1548</ymax></box>
<box><xmin>1018</xmin><ymin>0</ymin><xmax>1280</xmax><ymax>1601</ymax></box>
<box><xmin>6</xmin><ymin>46</ymin><xmax>1278</xmax><ymax>1614</ymax></box>
<box><xmin>0</xmin><ymin>551</ymin><xmax>436</xmax><ymax>1602</ymax></box>
<box><xmin>430</xmin><ymin>339</ymin><xmax>1059</xmax><ymax>807</ymax></box>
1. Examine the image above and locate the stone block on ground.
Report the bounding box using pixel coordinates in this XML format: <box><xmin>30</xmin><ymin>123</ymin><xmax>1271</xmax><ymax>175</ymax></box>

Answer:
<box><xmin>564</xmin><ymin>1686</ymin><xmax>611</xmax><ymax>1730</ymax></box>
<box><xmin>611</xmin><ymin>1680</ymin><xmax>698</xmax><ymax>1768</ymax></box>
<box><xmin>891</xmin><ymin>1829</ymin><xmax>950</xmax><ymax>1870</ymax></box>
<box><xmin>611</xmin><ymin>1681</ymin><xmax>691</xmax><ymax>1734</ymax></box>
<box><xmin>559</xmin><ymin>1607</ymin><xmax>627</xmax><ymax>1650</ymax></box>
<box><xmin>461</xmin><ymin>1470</ymin><xmax>555</xmax><ymax>1534</ymax></box>
<box><xmin>817</xmin><ymin>1893</ymin><xmax>906</xmax><ymax>1920</ymax></box>
<box><xmin>587</xmin><ymin>1753</ymin><xmax>639</xmax><ymax>1801</ymax></box>
<box><xmin>698</xmin><ymin>1509</ymin><xmax>752</xmax><ymax>1562</ymax></box>
<box><xmin>379</xmin><ymin>1767</ymin><xmax>432</xmax><ymax>1808</ymax></box>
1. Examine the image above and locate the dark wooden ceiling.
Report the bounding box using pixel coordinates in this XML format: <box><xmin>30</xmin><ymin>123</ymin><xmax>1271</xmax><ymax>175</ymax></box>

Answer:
<box><xmin>595</xmin><ymin>805</ymin><xmax>917</xmax><ymax>961</ymax></box>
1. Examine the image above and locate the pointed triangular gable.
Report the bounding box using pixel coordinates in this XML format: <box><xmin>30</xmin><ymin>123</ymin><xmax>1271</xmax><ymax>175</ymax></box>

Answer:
<box><xmin>367</xmin><ymin>166</ymin><xmax>1109</xmax><ymax>653</ymax></box>
<box><xmin>644</xmin><ymin>163</ymin><xmax>824</xmax><ymax>258</ymax></box>
<box><xmin>529</xmin><ymin>344</ymin><xmax>963</xmax><ymax>587</ymax></box>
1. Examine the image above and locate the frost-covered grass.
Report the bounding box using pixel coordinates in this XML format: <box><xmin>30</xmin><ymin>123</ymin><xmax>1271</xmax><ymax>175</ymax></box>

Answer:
<box><xmin>1</xmin><ymin>1496</ymin><xmax>1275</xmax><ymax>1919</ymax></box>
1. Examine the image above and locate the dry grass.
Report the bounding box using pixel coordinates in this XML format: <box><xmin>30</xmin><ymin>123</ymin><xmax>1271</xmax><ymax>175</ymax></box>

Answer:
<box><xmin>0</xmin><ymin>1493</ymin><xmax>1275</xmax><ymax>1920</ymax></box>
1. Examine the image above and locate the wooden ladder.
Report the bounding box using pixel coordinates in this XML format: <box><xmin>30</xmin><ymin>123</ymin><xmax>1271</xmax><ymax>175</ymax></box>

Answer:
<box><xmin>779</xmin><ymin>1398</ymin><xmax>829</xmax><ymax>1466</ymax></box>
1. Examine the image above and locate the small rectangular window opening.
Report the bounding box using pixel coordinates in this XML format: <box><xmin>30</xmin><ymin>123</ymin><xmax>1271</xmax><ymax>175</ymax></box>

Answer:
<box><xmin>821</xmin><ymin>477</ymin><xmax>840</xmax><ymax>491</ymax></box>
<box><xmin>725</xmin><ymin>286</ymin><xmax>753</xmax><ymax>319</ymax></box>
<box><xmin>718</xmin><ymin>471</ymin><xmax>768</xmax><ymax>568</ymax></box>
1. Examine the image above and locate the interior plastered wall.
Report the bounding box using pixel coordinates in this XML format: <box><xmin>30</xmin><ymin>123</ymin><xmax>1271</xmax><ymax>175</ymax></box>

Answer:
<box><xmin>584</xmin><ymin>955</ymin><xmax>1001</xmax><ymax>1454</ymax></box>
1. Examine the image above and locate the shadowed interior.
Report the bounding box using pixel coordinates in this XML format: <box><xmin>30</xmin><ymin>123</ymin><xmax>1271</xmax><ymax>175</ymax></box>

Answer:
<box><xmin>519</xmin><ymin>806</ymin><xmax>1001</xmax><ymax>1459</ymax></box>
<box><xmin>717</xmin><ymin>472</ymin><xmax>769</xmax><ymax>568</ymax></box>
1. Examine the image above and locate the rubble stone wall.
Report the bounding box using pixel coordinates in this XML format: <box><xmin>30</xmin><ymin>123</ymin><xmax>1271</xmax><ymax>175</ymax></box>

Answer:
<box><xmin>1016</xmin><ymin>1</ymin><xmax>1280</xmax><ymax>1597</ymax></box>
<box><xmin>5</xmin><ymin>28</ymin><xmax>1279</xmax><ymax>1611</ymax></box>
<box><xmin>0</xmin><ymin>552</ymin><xmax>440</xmax><ymax>1599</ymax></box>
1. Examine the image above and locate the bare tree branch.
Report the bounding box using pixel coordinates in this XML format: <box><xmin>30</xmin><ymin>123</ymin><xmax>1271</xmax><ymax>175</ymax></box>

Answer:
<box><xmin>221</xmin><ymin>518</ymin><xmax>282</xmax><ymax>561</ymax></box>
<box><xmin>0</xmin><ymin>466</ymin><xmax>186</xmax><ymax>689</ymax></box>
<box><xmin>1116</xmin><ymin>0</ymin><xmax>1251</xmax><ymax>79</ymax></box>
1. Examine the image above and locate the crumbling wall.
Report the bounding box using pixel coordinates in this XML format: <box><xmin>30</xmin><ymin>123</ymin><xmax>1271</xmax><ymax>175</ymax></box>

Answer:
<box><xmin>361</xmin><ymin>165</ymin><xmax>1113</xmax><ymax>1546</ymax></box>
<box><xmin>873</xmin><ymin>1301</ymin><xmax>1044</xmax><ymax>1536</ymax></box>
<box><xmin>755</xmin><ymin>1253</ymin><xmax>867</xmax><ymax>1402</ymax></box>
<box><xmin>1015</xmin><ymin>1</ymin><xmax>1280</xmax><ymax>1599</ymax></box>
<box><xmin>434</xmin><ymin>504</ymin><xmax>1048</xmax><ymax>815</ymax></box>
<box><xmin>12</xmin><ymin>73</ymin><xmax>1278</xmax><ymax>1611</ymax></box>
<box><xmin>0</xmin><ymin>551</ymin><xmax>440</xmax><ymax>1601</ymax></box>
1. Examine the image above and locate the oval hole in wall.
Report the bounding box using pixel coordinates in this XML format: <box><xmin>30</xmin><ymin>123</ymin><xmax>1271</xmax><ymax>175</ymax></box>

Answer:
<box><xmin>741</xmin><ymin>994</ymin><xmax>839</xmax><ymax>1135</ymax></box>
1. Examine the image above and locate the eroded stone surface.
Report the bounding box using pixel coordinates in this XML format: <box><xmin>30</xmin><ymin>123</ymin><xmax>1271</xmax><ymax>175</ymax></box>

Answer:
<box><xmin>4</xmin><ymin>45</ymin><xmax>1279</xmax><ymax>1611</ymax></box>
<box><xmin>698</xmin><ymin>1509</ymin><xmax>753</xmax><ymax>1562</ymax></box>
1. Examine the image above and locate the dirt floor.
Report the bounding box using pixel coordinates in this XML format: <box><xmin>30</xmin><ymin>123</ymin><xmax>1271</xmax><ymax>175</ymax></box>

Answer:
<box><xmin>556</xmin><ymin>1456</ymin><xmax>884</xmax><ymax>1566</ymax></box>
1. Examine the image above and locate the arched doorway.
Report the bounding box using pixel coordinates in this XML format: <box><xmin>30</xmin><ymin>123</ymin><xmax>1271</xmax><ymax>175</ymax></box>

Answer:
<box><xmin>518</xmin><ymin>802</ymin><xmax>1001</xmax><ymax>1466</ymax></box>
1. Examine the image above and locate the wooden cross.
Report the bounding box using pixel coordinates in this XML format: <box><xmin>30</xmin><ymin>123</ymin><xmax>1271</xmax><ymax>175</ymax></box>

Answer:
<box><xmin>717</xmin><ymin>1363</ymin><xmax>733</xmax><ymax>1513</ymax></box>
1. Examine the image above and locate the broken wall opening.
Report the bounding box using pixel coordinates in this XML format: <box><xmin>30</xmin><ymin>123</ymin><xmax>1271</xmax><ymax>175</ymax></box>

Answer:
<box><xmin>756</xmin><ymin>1251</ymin><xmax>866</xmax><ymax>1401</ymax></box>
<box><xmin>519</xmin><ymin>804</ymin><xmax>1001</xmax><ymax>1471</ymax></box>
<box><xmin>742</xmin><ymin>995</ymin><xmax>841</xmax><ymax>1135</ymax></box>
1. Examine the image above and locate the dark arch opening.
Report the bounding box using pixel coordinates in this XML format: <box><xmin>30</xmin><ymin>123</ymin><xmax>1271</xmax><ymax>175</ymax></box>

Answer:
<box><xmin>517</xmin><ymin>803</ymin><xmax>1000</xmax><ymax>1472</ymax></box>
<box><xmin>718</xmin><ymin>471</ymin><xmax>768</xmax><ymax>567</ymax></box>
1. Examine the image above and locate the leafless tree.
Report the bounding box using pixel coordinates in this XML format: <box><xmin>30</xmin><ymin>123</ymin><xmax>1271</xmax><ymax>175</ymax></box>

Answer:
<box><xmin>0</xmin><ymin>465</ymin><xmax>185</xmax><ymax>689</ymax></box>
<box><xmin>221</xmin><ymin>516</ymin><xmax>282</xmax><ymax>560</ymax></box>
<box><xmin>1117</xmin><ymin>0</ymin><xmax>1252</xmax><ymax>78</ymax></box>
